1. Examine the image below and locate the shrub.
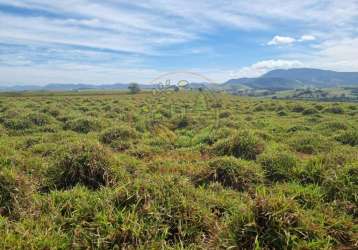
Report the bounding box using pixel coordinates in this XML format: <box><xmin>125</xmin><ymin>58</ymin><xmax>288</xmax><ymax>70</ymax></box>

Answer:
<box><xmin>47</xmin><ymin>143</ymin><xmax>116</xmax><ymax>190</ymax></box>
<box><xmin>259</xmin><ymin>151</ymin><xmax>298</xmax><ymax>182</ymax></box>
<box><xmin>64</xmin><ymin>118</ymin><xmax>102</xmax><ymax>133</ymax></box>
<box><xmin>212</xmin><ymin>130</ymin><xmax>264</xmax><ymax>160</ymax></box>
<box><xmin>197</xmin><ymin>156</ymin><xmax>264</xmax><ymax>191</ymax></box>
<box><xmin>335</xmin><ymin>130</ymin><xmax>358</xmax><ymax>146</ymax></box>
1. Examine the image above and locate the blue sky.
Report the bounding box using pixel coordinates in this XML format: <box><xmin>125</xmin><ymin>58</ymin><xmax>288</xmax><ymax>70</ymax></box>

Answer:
<box><xmin>0</xmin><ymin>0</ymin><xmax>358</xmax><ymax>85</ymax></box>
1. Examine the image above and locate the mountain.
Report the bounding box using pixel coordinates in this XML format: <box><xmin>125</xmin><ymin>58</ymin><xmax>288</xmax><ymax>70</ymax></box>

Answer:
<box><xmin>223</xmin><ymin>77</ymin><xmax>302</xmax><ymax>91</ymax></box>
<box><xmin>224</xmin><ymin>68</ymin><xmax>358</xmax><ymax>90</ymax></box>
<box><xmin>262</xmin><ymin>68</ymin><xmax>358</xmax><ymax>87</ymax></box>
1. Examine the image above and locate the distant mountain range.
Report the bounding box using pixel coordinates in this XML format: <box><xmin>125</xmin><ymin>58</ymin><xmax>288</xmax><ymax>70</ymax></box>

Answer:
<box><xmin>1</xmin><ymin>68</ymin><xmax>358</xmax><ymax>92</ymax></box>
<box><xmin>224</xmin><ymin>68</ymin><xmax>358</xmax><ymax>91</ymax></box>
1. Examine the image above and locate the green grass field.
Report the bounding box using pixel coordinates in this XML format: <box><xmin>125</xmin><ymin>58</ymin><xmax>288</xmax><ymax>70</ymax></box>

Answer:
<box><xmin>0</xmin><ymin>91</ymin><xmax>357</xmax><ymax>249</ymax></box>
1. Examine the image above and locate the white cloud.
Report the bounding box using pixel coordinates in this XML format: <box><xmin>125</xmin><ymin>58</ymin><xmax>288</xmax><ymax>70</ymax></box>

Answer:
<box><xmin>306</xmin><ymin>37</ymin><xmax>358</xmax><ymax>71</ymax></box>
<box><xmin>299</xmin><ymin>35</ymin><xmax>316</xmax><ymax>41</ymax></box>
<box><xmin>267</xmin><ymin>36</ymin><xmax>296</xmax><ymax>46</ymax></box>
<box><xmin>268</xmin><ymin>34</ymin><xmax>317</xmax><ymax>46</ymax></box>
<box><xmin>0</xmin><ymin>0</ymin><xmax>357</xmax><ymax>84</ymax></box>
<box><xmin>230</xmin><ymin>59</ymin><xmax>304</xmax><ymax>78</ymax></box>
<box><xmin>0</xmin><ymin>64</ymin><xmax>162</xmax><ymax>85</ymax></box>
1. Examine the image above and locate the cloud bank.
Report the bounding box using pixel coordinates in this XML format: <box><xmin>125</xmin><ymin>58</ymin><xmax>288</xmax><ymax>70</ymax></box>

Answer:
<box><xmin>0</xmin><ymin>0</ymin><xmax>357</xmax><ymax>84</ymax></box>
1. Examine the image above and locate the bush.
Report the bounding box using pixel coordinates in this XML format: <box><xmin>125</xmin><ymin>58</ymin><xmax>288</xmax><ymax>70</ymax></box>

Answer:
<box><xmin>47</xmin><ymin>143</ymin><xmax>116</xmax><ymax>190</ymax></box>
<box><xmin>259</xmin><ymin>151</ymin><xmax>298</xmax><ymax>182</ymax></box>
<box><xmin>64</xmin><ymin>118</ymin><xmax>102</xmax><ymax>133</ymax></box>
<box><xmin>335</xmin><ymin>130</ymin><xmax>358</xmax><ymax>146</ymax></box>
<box><xmin>197</xmin><ymin>156</ymin><xmax>264</xmax><ymax>191</ymax></box>
<box><xmin>211</xmin><ymin>131</ymin><xmax>264</xmax><ymax>160</ymax></box>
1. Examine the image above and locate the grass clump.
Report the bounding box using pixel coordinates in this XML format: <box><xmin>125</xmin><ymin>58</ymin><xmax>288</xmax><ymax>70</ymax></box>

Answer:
<box><xmin>322</xmin><ymin>164</ymin><xmax>358</xmax><ymax>203</ymax></box>
<box><xmin>324</xmin><ymin>106</ymin><xmax>345</xmax><ymax>114</ymax></box>
<box><xmin>2</xmin><ymin>117</ymin><xmax>32</xmax><ymax>131</ymax></box>
<box><xmin>100</xmin><ymin>125</ymin><xmax>138</xmax><ymax>144</ymax></box>
<box><xmin>100</xmin><ymin>125</ymin><xmax>139</xmax><ymax>150</ymax></box>
<box><xmin>289</xmin><ymin>132</ymin><xmax>331</xmax><ymax>154</ymax></box>
<box><xmin>172</xmin><ymin>115</ymin><xmax>194</xmax><ymax>129</ymax></box>
<box><xmin>302</xmin><ymin>107</ymin><xmax>319</xmax><ymax>115</ymax></box>
<box><xmin>47</xmin><ymin>142</ymin><xmax>116</xmax><ymax>190</ymax></box>
<box><xmin>0</xmin><ymin>169</ymin><xmax>29</xmax><ymax>217</ymax></box>
<box><xmin>197</xmin><ymin>156</ymin><xmax>264</xmax><ymax>191</ymax></box>
<box><xmin>335</xmin><ymin>130</ymin><xmax>358</xmax><ymax>146</ymax></box>
<box><xmin>222</xmin><ymin>194</ymin><xmax>321</xmax><ymax>250</ymax></box>
<box><xmin>291</xmin><ymin>104</ymin><xmax>305</xmax><ymax>112</ymax></box>
<box><xmin>26</xmin><ymin>112</ymin><xmax>51</xmax><ymax>126</ymax></box>
<box><xmin>259</xmin><ymin>151</ymin><xmax>298</xmax><ymax>182</ymax></box>
<box><xmin>211</xmin><ymin>130</ymin><xmax>264</xmax><ymax>160</ymax></box>
<box><xmin>271</xmin><ymin>182</ymin><xmax>325</xmax><ymax>209</ymax></box>
<box><xmin>64</xmin><ymin>117</ymin><xmax>102</xmax><ymax>133</ymax></box>
<box><xmin>113</xmin><ymin>175</ymin><xmax>217</xmax><ymax>247</ymax></box>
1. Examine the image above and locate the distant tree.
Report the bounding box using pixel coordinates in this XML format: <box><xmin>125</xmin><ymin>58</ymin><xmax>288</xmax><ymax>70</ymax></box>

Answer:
<box><xmin>128</xmin><ymin>83</ymin><xmax>141</xmax><ymax>94</ymax></box>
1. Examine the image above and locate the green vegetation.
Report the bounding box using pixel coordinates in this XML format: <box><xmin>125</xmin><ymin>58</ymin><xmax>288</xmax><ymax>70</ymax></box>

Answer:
<box><xmin>0</xmin><ymin>91</ymin><xmax>357</xmax><ymax>249</ymax></box>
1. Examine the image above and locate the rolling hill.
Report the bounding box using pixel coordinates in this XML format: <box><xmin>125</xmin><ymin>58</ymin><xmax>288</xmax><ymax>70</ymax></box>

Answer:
<box><xmin>223</xmin><ymin>68</ymin><xmax>358</xmax><ymax>90</ymax></box>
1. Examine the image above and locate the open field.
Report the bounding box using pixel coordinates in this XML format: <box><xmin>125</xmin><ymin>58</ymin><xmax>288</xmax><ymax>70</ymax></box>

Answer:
<box><xmin>0</xmin><ymin>91</ymin><xmax>357</xmax><ymax>249</ymax></box>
